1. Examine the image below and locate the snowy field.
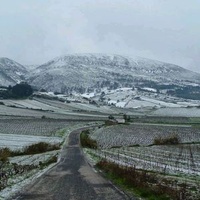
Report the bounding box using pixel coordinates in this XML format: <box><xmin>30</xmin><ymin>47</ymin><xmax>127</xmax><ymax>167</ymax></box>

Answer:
<box><xmin>9</xmin><ymin>150</ymin><xmax>59</xmax><ymax>165</ymax></box>
<box><xmin>0</xmin><ymin>99</ymin><xmax>55</xmax><ymax>110</ymax></box>
<box><xmin>87</xmin><ymin>144</ymin><xmax>200</xmax><ymax>176</ymax></box>
<box><xmin>92</xmin><ymin>87</ymin><xmax>200</xmax><ymax>110</ymax></box>
<box><xmin>0</xmin><ymin>118</ymin><xmax>99</xmax><ymax>199</ymax></box>
<box><xmin>85</xmin><ymin>122</ymin><xmax>200</xmax><ymax>199</ymax></box>
<box><xmin>0</xmin><ymin>99</ymin><xmax>108</xmax><ymax>120</ymax></box>
<box><xmin>0</xmin><ymin>133</ymin><xmax>62</xmax><ymax>150</ymax></box>
<box><xmin>34</xmin><ymin>98</ymin><xmax>117</xmax><ymax>114</ymax></box>
<box><xmin>152</xmin><ymin>107</ymin><xmax>200</xmax><ymax>117</ymax></box>
<box><xmin>0</xmin><ymin>118</ymin><xmax>86</xmax><ymax>136</ymax></box>
<box><xmin>91</xmin><ymin>124</ymin><xmax>200</xmax><ymax>148</ymax></box>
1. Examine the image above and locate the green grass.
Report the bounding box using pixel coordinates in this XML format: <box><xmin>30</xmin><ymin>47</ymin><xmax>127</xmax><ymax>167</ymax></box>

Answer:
<box><xmin>80</xmin><ymin>130</ymin><xmax>97</xmax><ymax>149</ymax></box>
<box><xmin>39</xmin><ymin>155</ymin><xmax>58</xmax><ymax>169</ymax></box>
<box><xmin>96</xmin><ymin>160</ymin><xmax>190</xmax><ymax>200</ymax></box>
<box><xmin>56</xmin><ymin>128</ymin><xmax>67</xmax><ymax>137</ymax></box>
<box><xmin>102</xmin><ymin>167</ymin><xmax>170</xmax><ymax>200</ymax></box>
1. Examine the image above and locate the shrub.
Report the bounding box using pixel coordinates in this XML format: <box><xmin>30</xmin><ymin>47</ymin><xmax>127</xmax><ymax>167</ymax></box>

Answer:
<box><xmin>104</xmin><ymin>120</ymin><xmax>117</xmax><ymax>126</ymax></box>
<box><xmin>39</xmin><ymin>155</ymin><xmax>57</xmax><ymax>169</ymax></box>
<box><xmin>154</xmin><ymin>134</ymin><xmax>180</xmax><ymax>145</ymax></box>
<box><xmin>80</xmin><ymin>130</ymin><xmax>97</xmax><ymax>149</ymax></box>
<box><xmin>108</xmin><ymin>115</ymin><xmax>114</xmax><ymax>120</ymax></box>
<box><xmin>96</xmin><ymin>160</ymin><xmax>189</xmax><ymax>200</ymax></box>
<box><xmin>0</xmin><ymin>148</ymin><xmax>11</xmax><ymax>162</ymax></box>
<box><xmin>23</xmin><ymin>142</ymin><xmax>60</xmax><ymax>155</ymax></box>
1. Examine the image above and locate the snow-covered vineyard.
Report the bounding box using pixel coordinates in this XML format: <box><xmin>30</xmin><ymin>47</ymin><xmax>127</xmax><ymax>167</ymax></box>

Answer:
<box><xmin>88</xmin><ymin>124</ymin><xmax>200</xmax><ymax>176</ymax></box>
<box><xmin>0</xmin><ymin>151</ymin><xmax>58</xmax><ymax>192</ymax></box>
<box><xmin>91</xmin><ymin>124</ymin><xmax>200</xmax><ymax>148</ymax></box>
<box><xmin>0</xmin><ymin>118</ymin><xmax>77</xmax><ymax>137</ymax></box>
<box><xmin>0</xmin><ymin>133</ymin><xmax>62</xmax><ymax>150</ymax></box>
<box><xmin>84</xmin><ymin>123</ymin><xmax>200</xmax><ymax>199</ymax></box>
<box><xmin>0</xmin><ymin>117</ymin><xmax>99</xmax><ymax>199</ymax></box>
<box><xmin>87</xmin><ymin>144</ymin><xmax>200</xmax><ymax>177</ymax></box>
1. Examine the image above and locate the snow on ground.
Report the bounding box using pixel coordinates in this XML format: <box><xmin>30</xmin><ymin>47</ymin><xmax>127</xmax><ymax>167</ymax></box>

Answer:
<box><xmin>0</xmin><ymin>123</ymin><xmax>97</xmax><ymax>199</ymax></box>
<box><xmin>108</xmin><ymin>100</ymin><xmax>117</xmax><ymax>105</ymax></box>
<box><xmin>152</xmin><ymin>107</ymin><xmax>200</xmax><ymax>117</ymax></box>
<box><xmin>125</xmin><ymin>99</ymin><xmax>156</xmax><ymax>108</ymax></box>
<box><xmin>0</xmin><ymin>162</ymin><xmax>56</xmax><ymax>200</ymax></box>
<box><xmin>1</xmin><ymin>99</ymin><xmax>57</xmax><ymax>110</ymax></box>
<box><xmin>140</xmin><ymin>97</ymin><xmax>181</xmax><ymax>108</ymax></box>
<box><xmin>116</xmin><ymin>102</ymin><xmax>127</xmax><ymax>108</ymax></box>
<box><xmin>81</xmin><ymin>93</ymin><xmax>95</xmax><ymax>98</ymax></box>
<box><xmin>90</xmin><ymin>87</ymin><xmax>200</xmax><ymax>110</ymax></box>
<box><xmin>176</xmin><ymin>101</ymin><xmax>199</xmax><ymax>107</ymax></box>
<box><xmin>91</xmin><ymin>123</ymin><xmax>200</xmax><ymax>148</ymax></box>
<box><xmin>0</xmin><ymin>133</ymin><xmax>62</xmax><ymax>150</ymax></box>
<box><xmin>9</xmin><ymin>151</ymin><xmax>59</xmax><ymax>165</ymax></box>
<box><xmin>142</xmin><ymin>87</ymin><xmax>157</xmax><ymax>92</ymax></box>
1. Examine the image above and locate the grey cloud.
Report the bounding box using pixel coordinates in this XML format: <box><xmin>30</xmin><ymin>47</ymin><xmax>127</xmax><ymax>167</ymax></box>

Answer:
<box><xmin>0</xmin><ymin>0</ymin><xmax>199</xmax><ymax>73</ymax></box>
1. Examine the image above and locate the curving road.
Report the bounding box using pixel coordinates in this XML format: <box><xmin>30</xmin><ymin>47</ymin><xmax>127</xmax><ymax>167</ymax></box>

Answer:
<box><xmin>11</xmin><ymin>128</ymin><xmax>131</xmax><ymax>200</ymax></box>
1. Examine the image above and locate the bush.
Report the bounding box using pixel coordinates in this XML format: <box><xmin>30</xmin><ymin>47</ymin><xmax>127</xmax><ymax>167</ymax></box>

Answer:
<box><xmin>80</xmin><ymin>130</ymin><xmax>97</xmax><ymax>149</ymax></box>
<box><xmin>96</xmin><ymin>160</ymin><xmax>188</xmax><ymax>200</ymax></box>
<box><xmin>104</xmin><ymin>120</ymin><xmax>117</xmax><ymax>126</ymax></box>
<box><xmin>39</xmin><ymin>155</ymin><xmax>58</xmax><ymax>169</ymax></box>
<box><xmin>0</xmin><ymin>148</ymin><xmax>11</xmax><ymax>162</ymax></box>
<box><xmin>108</xmin><ymin>115</ymin><xmax>115</xmax><ymax>120</ymax></box>
<box><xmin>154</xmin><ymin>135</ymin><xmax>180</xmax><ymax>145</ymax></box>
<box><xmin>23</xmin><ymin>142</ymin><xmax>60</xmax><ymax>155</ymax></box>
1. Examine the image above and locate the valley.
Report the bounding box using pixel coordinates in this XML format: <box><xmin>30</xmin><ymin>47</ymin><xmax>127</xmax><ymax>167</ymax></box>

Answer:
<box><xmin>0</xmin><ymin>96</ymin><xmax>199</xmax><ymax>199</ymax></box>
<box><xmin>0</xmin><ymin>53</ymin><xmax>200</xmax><ymax>199</ymax></box>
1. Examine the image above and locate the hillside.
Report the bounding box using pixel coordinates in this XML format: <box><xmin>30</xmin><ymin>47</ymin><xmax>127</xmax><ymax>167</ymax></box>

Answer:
<box><xmin>0</xmin><ymin>57</ymin><xmax>27</xmax><ymax>86</ymax></box>
<box><xmin>1</xmin><ymin>54</ymin><xmax>200</xmax><ymax>101</ymax></box>
<box><xmin>28</xmin><ymin>54</ymin><xmax>200</xmax><ymax>93</ymax></box>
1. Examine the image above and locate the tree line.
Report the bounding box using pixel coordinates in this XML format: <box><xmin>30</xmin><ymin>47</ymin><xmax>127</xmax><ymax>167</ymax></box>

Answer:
<box><xmin>0</xmin><ymin>82</ymin><xmax>33</xmax><ymax>99</ymax></box>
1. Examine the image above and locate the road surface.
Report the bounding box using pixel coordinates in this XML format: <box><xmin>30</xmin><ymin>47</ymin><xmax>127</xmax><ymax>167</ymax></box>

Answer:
<box><xmin>11</xmin><ymin>128</ymin><xmax>132</xmax><ymax>200</ymax></box>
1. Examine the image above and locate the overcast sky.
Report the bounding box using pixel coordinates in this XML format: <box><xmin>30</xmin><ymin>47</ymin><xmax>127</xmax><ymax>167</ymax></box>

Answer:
<box><xmin>0</xmin><ymin>0</ymin><xmax>200</xmax><ymax>73</ymax></box>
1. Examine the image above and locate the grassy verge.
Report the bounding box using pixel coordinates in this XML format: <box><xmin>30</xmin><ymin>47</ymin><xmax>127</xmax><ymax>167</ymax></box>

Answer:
<box><xmin>80</xmin><ymin>130</ymin><xmax>97</xmax><ymax>149</ymax></box>
<box><xmin>96</xmin><ymin>160</ymin><xmax>190</xmax><ymax>200</ymax></box>
<box><xmin>39</xmin><ymin>155</ymin><xmax>58</xmax><ymax>169</ymax></box>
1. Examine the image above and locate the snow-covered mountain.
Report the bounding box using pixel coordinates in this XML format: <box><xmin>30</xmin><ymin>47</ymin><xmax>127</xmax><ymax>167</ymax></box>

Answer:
<box><xmin>28</xmin><ymin>54</ymin><xmax>200</xmax><ymax>93</ymax></box>
<box><xmin>1</xmin><ymin>54</ymin><xmax>200</xmax><ymax>96</ymax></box>
<box><xmin>0</xmin><ymin>57</ymin><xmax>27</xmax><ymax>86</ymax></box>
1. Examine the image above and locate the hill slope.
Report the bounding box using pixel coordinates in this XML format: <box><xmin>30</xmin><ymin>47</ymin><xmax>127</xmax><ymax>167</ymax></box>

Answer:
<box><xmin>28</xmin><ymin>54</ymin><xmax>200</xmax><ymax>93</ymax></box>
<box><xmin>0</xmin><ymin>57</ymin><xmax>27</xmax><ymax>86</ymax></box>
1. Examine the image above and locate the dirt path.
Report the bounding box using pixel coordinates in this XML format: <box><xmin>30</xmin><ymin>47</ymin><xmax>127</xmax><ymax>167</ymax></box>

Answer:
<box><xmin>11</xmin><ymin>128</ymin><xmax>132</xmax><ymax>200</ymax></box>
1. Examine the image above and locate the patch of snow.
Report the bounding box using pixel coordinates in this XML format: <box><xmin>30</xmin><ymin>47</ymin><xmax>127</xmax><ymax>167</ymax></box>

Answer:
<box><xmin>108</xmin><ymin>100</ymin><xmax>117</xmax><ymax>105</ymax></box>
<box><xmin>116</xmin><ymin>101</ymin><xmax>126</xmax><ymax>108</ymax></box>
<box><xmin>142</xmin><ymin>87</ymin><xmax>157</xmax><ymax>92</ymax></box>
<box><xmin>81</xmin><ymin>93</ymin><xmax>95</xmax><ymax>98</ymax></box>
<box><xmin>0</xmin><ymin>133</ymin><xmax>62</xmax><ymax>150</ymax></box>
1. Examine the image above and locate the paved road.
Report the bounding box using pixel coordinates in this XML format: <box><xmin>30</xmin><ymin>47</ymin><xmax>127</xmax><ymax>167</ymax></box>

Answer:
<box><xmin>11</xmin><ymin>128</ymin><xmax>131</xmax><ymax>200</ymax></box>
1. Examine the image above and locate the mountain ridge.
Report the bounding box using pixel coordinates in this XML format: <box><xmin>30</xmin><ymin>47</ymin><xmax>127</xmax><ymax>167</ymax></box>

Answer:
<box><xmin>0</xmin><ymin>57</ymin><xmax>27</xmax><ymax>86</ymax></box>
<box><xmin>0</xmin><ymin>54</ymin><xmax>200</xmax><ymax>95</ymax></box>
<box><xmin>28</xmin><ymin>54</ymin><xmax>200</xmax><ymax>93</ymax></box>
